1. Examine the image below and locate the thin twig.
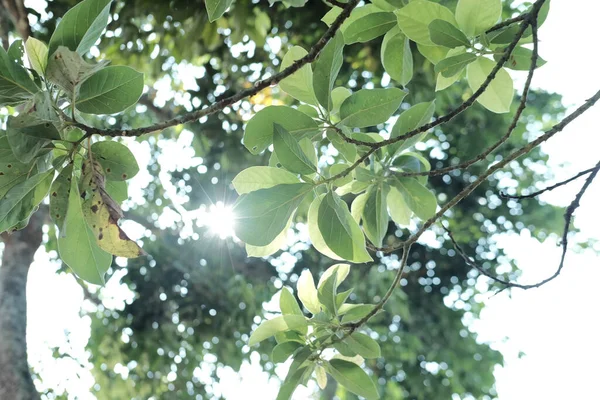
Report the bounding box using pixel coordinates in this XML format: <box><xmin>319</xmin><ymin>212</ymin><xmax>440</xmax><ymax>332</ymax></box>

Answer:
<box><xmin>443</xmin><ymin>159</ymin><xmax>600</xmax><ymax>290</ymax></box>
<box><xmin>500</xmin><ymin>165</ymin><xmax>599</xmax><ymax>200</ymax></box>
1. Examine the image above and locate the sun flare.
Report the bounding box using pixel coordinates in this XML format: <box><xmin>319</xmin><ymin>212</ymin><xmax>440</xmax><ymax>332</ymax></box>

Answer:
<box><xmin>200</xmin><ymin>202</ymin><xmax>236</xmax><ymax>239</ymax></box>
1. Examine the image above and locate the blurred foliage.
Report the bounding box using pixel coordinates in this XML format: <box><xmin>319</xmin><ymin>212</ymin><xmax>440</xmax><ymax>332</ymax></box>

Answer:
<box><xmin>21</xmin><ymin>0</ymin><xmax>567</xmax><ymax>399</ymax></box>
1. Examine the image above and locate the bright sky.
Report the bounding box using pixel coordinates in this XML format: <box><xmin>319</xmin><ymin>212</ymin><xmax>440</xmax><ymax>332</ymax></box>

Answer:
<box><xmin>20</xmin><ymin>0</ymin><xmax>600</xmax><ymax>399</ymax></box>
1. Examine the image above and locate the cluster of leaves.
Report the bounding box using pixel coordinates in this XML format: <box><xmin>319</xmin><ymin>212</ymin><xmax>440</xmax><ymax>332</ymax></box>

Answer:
<box><xmin>249</xmin><ymin>264</ymin><xmax>382</xmax><ymax>399</ymax></box>
<box><xmin>0</xmin><ymin>0</ymin><xmax>144</xmax><ymax>284</ymax></box>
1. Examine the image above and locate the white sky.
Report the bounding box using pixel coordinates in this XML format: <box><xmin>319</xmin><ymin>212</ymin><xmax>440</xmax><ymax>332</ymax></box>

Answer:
<box><xmin>19</xmin><ymin>0</ymin><xmax>600</xmax><ymax>399</ymax></box>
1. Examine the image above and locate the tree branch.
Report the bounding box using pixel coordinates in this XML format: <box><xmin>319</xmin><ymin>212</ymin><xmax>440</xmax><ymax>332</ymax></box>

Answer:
<box><xmin>72</xmin><ymin>0</ymin><xmax>360</xmax><ymax>139</ymax></box>
<box><xmin>443</xmin><ymin>159</ymin><xmax>600</xmax><ymax>290</ymax></box>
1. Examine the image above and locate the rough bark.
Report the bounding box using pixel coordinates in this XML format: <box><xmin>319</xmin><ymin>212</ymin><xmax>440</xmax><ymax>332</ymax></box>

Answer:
<box><xmin>0</xmin><ymin>211</ymin><xmax>44</xmax><ymax>400</ymax></box>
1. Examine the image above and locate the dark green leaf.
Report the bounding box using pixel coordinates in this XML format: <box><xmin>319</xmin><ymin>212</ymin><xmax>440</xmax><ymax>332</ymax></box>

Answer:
<box><xmin>48</xmin><ymin>0</ymin><xmax>112</xmax><ymax>56</ymax></box>
<box><xmin>344</xmin><ymin>332</ymin><xmax>381</xmax><ymax>359</ymax></box>
<box><xmin>0</xmin><ymin>171</ymin><xmax>52</xmax><ymax>233</ymax></box>
<box><xmin>91</xmin><ymin>140</ymin><xmax>139</xmax><ymax>181</ymax></box>
<box><xmin>243</xmin><ymin>106</ymin><xmax>319</xmax><ymax>155</ymax></box>
<box><xmin>362</xmin><ymin>185</ymin><xmax>388</xmax><ymax>248</ymax></box>
<box><xmin>46</xmin><ymin>46</ymin><xmax>109</xmax><ymax>94</ymax></box>
<box><xmin>313</xmin><ymin>32</ymin><xmax>344</xmax><ymax>111</ymax></box>
<box><xmin>392</xmin><ymin>177</ymin><xmax>437</xmax><ymax>220</ymax></box>
<box><xmin>272</xmin><ymin>123</ymin><xmax>316</xmax><ymax>175</ymax></box>
<box><xmin>0</xmin><ymin>44</ymin><xmax>38</xmax><ymax>106</ymax></box>
<box><xmin>272</xmin><ymin>341</ymin><xmax>303</xmax><ymax>364</ymax></box>
<box><xmin>343</xmin><ymin>12</ymin><xmax>396</xmax><ymax>44</ymax></box>
<box><xmin>205</xmin><ymin>0</ymin><xmax>234</xmax><ymax>22</ymax></box>
<box><xmin>340</xmin><ymin>304</ymin><xmax>377</xmax><ymax>323</ymax></box>
<box><xmin>434</xmin><ymin>52</ymin><xmax>477</xmax><ymax>78</ymax></box>
<box><xmin>381</xmin><ymin>26</ymin><xmax>413</xmax><ymax>86</ymax></box>
<box><xmin>428</xmin><ymin>19</ymin><xmax>471</xmax><ymax>48</ymax></box>
<box><xmin>494</xmin><ymin>46</ymin><xmax>546</xmax><ymax>71</ymax></box>
<box><xmin>325</xmin><ymin>359</ymin><xmax>380</xmax><ymax>399</ymax></box>
<box><xmin>76</xmin><ymin>66</ymin><xmax>144</xmax><ymax>114</ymax></box>
<box><xmin>317</xmin><ymin>271</ymin><xmax>338</xmax><ymax>315</ymax></box>
<box><xmin>389</xmin><ymin>101</ymin><xmax>436</xmax><ymax>156</ymax></box>
<box><xmin>50</xmin><ymin>164</ymin><xmax>74</xmax><ymax>231</ymax></box>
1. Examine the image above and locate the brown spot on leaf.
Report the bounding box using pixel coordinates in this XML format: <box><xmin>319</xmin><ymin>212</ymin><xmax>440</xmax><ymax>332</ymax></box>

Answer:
<box><xmin>52</xmin><ymin>192</ymin><xmax>57</xmax><ymax>197</ymax></box>
<box><xmin>7</xmin><ymin>164</ymin><xmax>11</xmax><ymax>168</ymax></box>
<box><xmin>90</xmin><ymin>204</ymin><xmax>99</xmax><ymax>213</ymax></box>
<box><xmin>122</xmin><ymin>174</ymin><xmax>127</xmax><ymax>179</ymax></box>
<box><xmin>106</xmin><ymin>168</ymin><xmax>111</xmax><ymax>173</ymax></box>
<box><xmin>118</xmin><ymin>229</ymin><xmax>128</xmax><ymax>240</ymax></box>
<box><xmin>98</xmin><ymin>232</ymin><xmax>104</xmax><ymax>240</ymax></box>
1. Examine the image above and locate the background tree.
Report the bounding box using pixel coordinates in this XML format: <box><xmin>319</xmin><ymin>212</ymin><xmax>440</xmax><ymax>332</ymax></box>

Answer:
<box><xmin>0</xmin><ymin>0</ymin><xmax>595</xmax><ymax>399</ymax></box>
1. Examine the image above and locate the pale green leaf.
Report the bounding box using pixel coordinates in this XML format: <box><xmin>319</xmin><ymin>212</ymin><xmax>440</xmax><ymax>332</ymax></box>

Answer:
<box><xmin>280</xmin><ymin>287</ymin><xmax>304</xmax><ymax>316</ymax></box>
<box><xmin>381</xmin><ymin>26</ymin><xmax>413</xmax><ymax>86</ymax></box>
<box><xmin>494</xmin><ymin>46</ymin><xmax>546</xmax><ymax>71</ymax></box>
<box><xmin>317</xmin><ymin>263</ymin><xmax>350</xmax><ymax>289</ymax></box>
<box><xmin>248</xmin><ymin>315</ymin><xmax>308</xmax><ymax>346</ymax></box>
<box><xmin>232</xmin><ymin>166</ymin><xmax>300</xmax><ymax>195</ymax></box>
<box><xmin>25</xmin><ymin>37</ymin><xmax>49</xmax><ymax>75</ymax></box>
<box><xmin>315</xmin><ymin>365</ymin><xmax>328</xmax><ymax>389</ymax></box>
<box><xmin>467</xmin><ymin>56</ymin><xmax>513</xmax><ymax>113</ymax></box>
<box><xmin>317</xmin><ymin>271</ymin><xmax>338</xmax><ymax>315</ymax></box>
<box><xmin>456</xmin><ymin>0</ymin><xmax>501</xmax><ymax>37</ymax></box>
<box><xmin>297</xmin><ymin>269</ymin><xmax>321</xmax><ymax>315</ymax></box>
<box><xmin>416</xmin><ymin>43</ymin><xmax>449</xmax><ymax>64</ymax></box>
<box><xmin>395</xmin><ymin>0</ymin><xmax>457</xmax><ymax>46</ymax></box>
<box><xmin>389</xmin><ymin>101</ymin><xmax>436</xmax><ymax>156</ymax></box>
<box><xmin>339</xmin><ymin>88</ymin><xmax>406</xmax><ymax>128</ymax></box>
<box><xmin>279</xmin><ymin>46</ymin><xmax>317</xmax><ymax>105</ymax></box>
<box><xmin>46</xmin><ymin>46</ymin><xmax>109</xmax><ymax>94</ymax></box>
<box><xmin>387</xmin><ymin>185</ymin><xmax>412</xmax><ymax>226</ymax></box>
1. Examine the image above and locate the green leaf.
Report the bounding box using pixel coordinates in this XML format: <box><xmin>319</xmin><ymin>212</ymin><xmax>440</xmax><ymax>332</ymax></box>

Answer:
<box><xmin>389</xmin><ymin>101</ymin><xmax>436</xmax><ymax>156</ymax></box>
<box><xmin>273</xmin><ymin>124</ymin><xmax>317</xmax><ymax>175</ymax></box>
<box><xmin>280</xmin><ymin>287</ymin><xmax>304</xmax><ymax>316</ymax></box>
<box><xmin>362</xmin><ymin>185</ymin><xmax>388</xmax><ymax>248</ymax></box>
<box><xmin>317</xmin><ymin>271</ymin><xmax>338</xmax><ymax>315</ymax></box>
<box><xmin>0</xmin><ymin>138</ymin><xmax>31</xmax><ymax>198</ymax></box>
<box><xmin>297</xmin><ymin>269</ymin><xmax>321</xmax><ymax>315</ymax></box>
<box><xmin>243</xmin><ymin>106</ymin><xmax>319</xmax><ymax>155</ymax></box>
<box><xmin>416</xmin><ymin>43</ymin><xmax>449</xmax><ymax>64</ymax></box>
<box><xmin>395</xmin><ymin>0</ymin><xmax>457</xmax><ymax>46</ymax></box>
<box><xmin>330</xmin><ymin>87</ymin><xmax>352</xmax><ymax>117</ymax></box>
<box><xmin>25</xmin><ymin>38</ymin><xmax>49</xmax><ymax>75</ymax></box>
<box><xmin>343</xmin><ymin>11</ymin><xmax>396</xmax><ymax>44</ymax></box>
<box><xmin>0</xmin><ymin>171</ymin><xmax>52</xmax><ymax>233</ymax></box>
<box><xmin>434</xmin><ymin>52</ymin><xmax>476</xmax><ymax>78</ymax></box>
<box><xmin>387</xmin><ymin>185</ymin><xmax>412</xmax><ymax>226</ymax></box>
<box><xmin>307</xmin><ymin>194</ymin><xmax>345</xmax><ymax>262</ymax></box>
<box><xmin>428</xmin><ymin>19</ymin><xmax>471</xmax><ymax>48</ymax></box>
<box><xmin>233</xmin><ymin>183</ymin><xmax>312</xmax><ymax>246</ymax></box>
<box><xmin>494</xmin><ymin>46</ymin><xmax>547</xmax><ymax>71</ymax></box>
<box><xmin>46</xmin><ymin>46</ymin><xmax>109</xmax><ymax>94</ymax></box>
<box><xmin>467</xmin><ymin>56</ymin><xmax>513</xmax><ymax>113</ymax></box>
<box><xmin>344</xmin><ymin>332</ymin><xmax>381</xmax><ymax>359</ymax></box>
<box><xmin>435</xmin><ymin>47</ymin><xmax>467</xmax><ymax>91</ymax></box>
<box><xmin>313</xmin><ymin>32</ymin><xmax>344</xmax><ymax>112</ymax></box>
<box><xmin>50</xmin><ymin>164</ymin><xmax>74</xmax><ymax>232</ymax></box>
<box><xmin>324</xmin><ymin>359</ymin><xmax>380</xmax><ymax>399</ymax></box>
<box><xmin>381</xmin><ymin>26</ymin><xmax>413</xmax><ymax>86</ymax></box>
<box><xmin>205</xmin><ymin>0</ymin><xmax>234</xmax><ymax>22</ymax></box>
<box><xmin>0</xmin><ymin>44</ymin><xmax>38</xmax><ymax>106</ymax></box>
<box><xmin>48</xmin><ymin>0</ymin><xmax>112</xmax><ymax>56</ymax></box>
<box><xmin>57</xmin><ymin>177</ymin><xmax>112</xmax><ymax>284</ymax></box>
<box><xmin>351</xmin><ymin>192</ymin><xmax>368</xmax><ymax>224</ymax></box>
<box><xmin>317</xmin><ymin>192</ymin><xmax>372</xmax><ymax>263</ymax></box>
<box><xmin>336</xmin><ymin>288</ymin><xmax>353</xmax><ymax>309</ymax></box>
<box><xmin>279</xmin><ymin>46</ymin><xmax>317</xmax><ymax>105</ymax></box>
<box><xmin>232</xmin><ymin>166</ymin><xmax>300</xmax><ymax>194</ymax></box>
<box><xmin>248</xmin><ymin>315</ymin><xmax>308</xmax><ymax>346</ymax></box>
<box><xmin>392</xmin><ymin>177</ymin><xmax>436</xmax><ymax>220</ymax></box>
<box><xmin>328</xmin><ymin>164</ymin><xmax>353</xmax><ymax>187</ymax></box>
<box><xmin>104</xmin><ymin>179</ymin><xmax>128</xmax><ymax>203</ymax></box>
<box><xmin>326</xmin><ymin>128</ymin><xmax>356</xmax><ymax>162</ymax></box>
<box><xmin>455</xmin><ymin>0</ymin><xmax>501</xmax><ymax>37</ymax></box>
<box><xmin>340</xmin><ymin>304</ymin><xmax>377</xmax><ymax>323</ymax></box>
<box><xmin>315</xmin><ymin>365</ymin><xmax>328</xmax><ymax>389</ymax></box>
<box><xmin>277</xmin><ymin>366</ymin><xmax>309</xmax><ymax>400</ymax></box>
<box><xmin>91</xmin><ymin>140</ymin><xmax>139</xmax><ymax>181</ymax></box>
<box><xmin>76</xmin><ymin>66</ymin><xmax>143</xmax><ymax>114</ymax></box>
<box><xmin>339</xmin><ymin>88</ymin><xmax>406</xmax><ymax>128</ymax></box>
<box><xmin>318</xmin><ymin>263</ymin><xmax>350</xmax><ymax>289</ymax></box>
<box><xmin>245</xmin><ymin>215</ymin><xmax>291</xmax><ymax>258</ymax></box>
<box><xmin>272</xmin><ymin>342</ymin><xmax>303</xmax><ymax>364</ymax></box>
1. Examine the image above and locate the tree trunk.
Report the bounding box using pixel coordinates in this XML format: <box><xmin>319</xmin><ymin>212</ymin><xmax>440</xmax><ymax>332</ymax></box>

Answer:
<box><xmin>0</xmin><ymin>212</ymin><xmax>43</xmax><ymax>400</ymax></box>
